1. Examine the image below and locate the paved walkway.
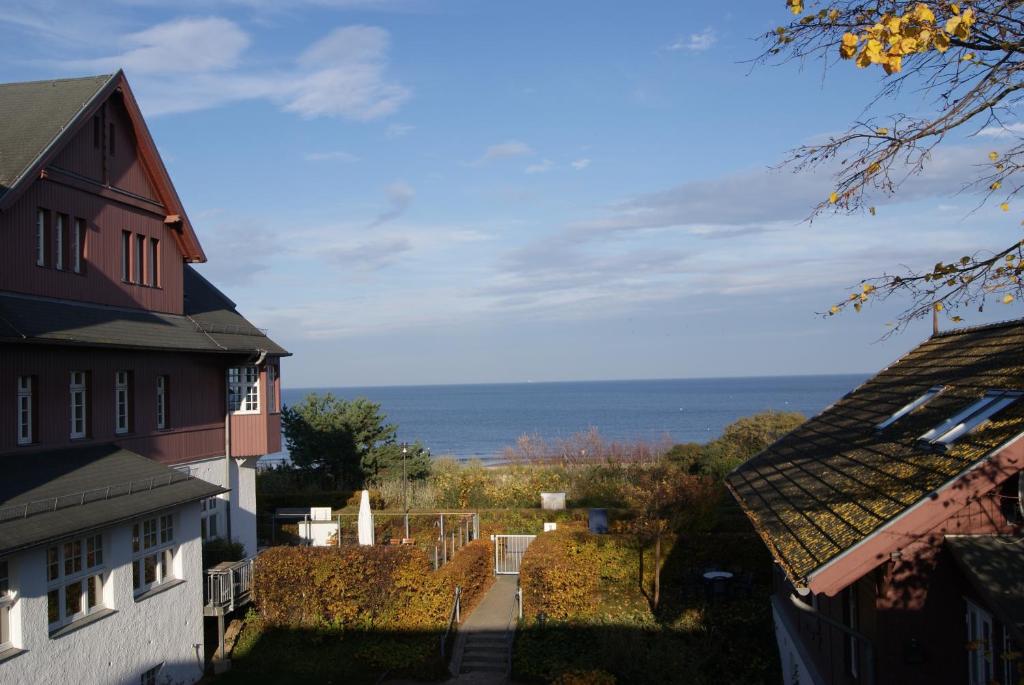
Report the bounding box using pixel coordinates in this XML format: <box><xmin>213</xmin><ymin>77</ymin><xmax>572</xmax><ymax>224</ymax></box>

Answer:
<box><xmin>382</xmin><ymin>575</ymin><xmax>520</xmax><ymax>685</ymax></box>
<box><xmin>449</xmin><ymin>575</ymin><xmax>520</xmax><ymax>683</ymax></box>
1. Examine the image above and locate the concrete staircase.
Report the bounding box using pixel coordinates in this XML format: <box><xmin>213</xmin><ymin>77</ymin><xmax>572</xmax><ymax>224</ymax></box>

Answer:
<box><xmin>456</xmin><ymin>631</ymin><xmax>510</xmax><ymax>677</ymax></box>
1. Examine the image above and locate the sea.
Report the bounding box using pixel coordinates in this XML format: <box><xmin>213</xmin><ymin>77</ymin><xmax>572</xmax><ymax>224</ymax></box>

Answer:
<box><xmin>273</xmin><ymin>374</ymin><xmax>867</xmax><ymax>464</ymax></box>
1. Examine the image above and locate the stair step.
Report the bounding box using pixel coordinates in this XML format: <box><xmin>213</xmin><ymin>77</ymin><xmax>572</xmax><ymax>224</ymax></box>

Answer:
<box><xmin>461</xmin><ymin>652</ymin><xmax>507</xmax><ymax>662</ymax></box>
<box><xmin>461</xmin><ymin>664</ymin><xmax>507</xmax><ymax>674</ymax></box>
<box><xmin>465</xmin><ymin>635</ymin><xmax>509</xmax><ymax>644</ymax></box>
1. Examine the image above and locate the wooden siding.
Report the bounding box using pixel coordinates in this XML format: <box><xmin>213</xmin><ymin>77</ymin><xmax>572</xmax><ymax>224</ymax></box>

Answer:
<box><xmin>50</xmin><ymin>93</ymin><xmax>159</xmax><ymax>202</ymax></box>
<box><xmin>229</xmin><ymin>366</ymin><xmax>282</xmax><ymax>457</ymax></box>
<box><xmin>0</xmin><ymin>178</ymin><xmax>184</xmax><ymax>313</ymax></box>
<box><xmin>0</xmin><ymin>344</ymin><xmax>225</xmax><ymax>465</ymax></box>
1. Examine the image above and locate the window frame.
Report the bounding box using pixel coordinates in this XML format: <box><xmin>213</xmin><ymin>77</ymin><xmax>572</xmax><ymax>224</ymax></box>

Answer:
<box><xmin>156</xmin><ymin>375</ymin><xmax>169</xmax><ymax>430</ymax></box>
<box><xmin>115</xmin><ymin>370</ymin><xmax>131</xmax><ymax>435</ymax></box>
<box><xmin>46</xmin><ymin>534</ymin><xmax>106</xmax><ymax>633</ymax></box>
<box><xmin>966</xmin><ymin>599</ymin><xmax>994</xmax><ymax>685</ymax></box>
<box><xmin>134</xmin><ymin>234</ymin><xmax>145</xmax><ymax>285</ymax></box>
<box><xmin>54</xmin><ymin>213</ymin><xmax>66</xmax><ymax>271</ymax></box>
<box><xmin>141</xmin><ymin>663</ymin><xmax>164</xmax><ymax>685</ymax></box>
<box><xmin>200</xmin><ymin>497</ymin><xmax>220</xmax><ymax>541</ymax></box>
<box><xmin>132</xmin><ymin>514</ymin><xmax>178</xmax><ymax>597</ymax></box>
<box><xmin>0</xmin><ymin>559</ymin><xmax>11</xmax><ymax>651</ymax></box>
<box><xmin>16</xmin><ymin>376</ymin><xmax>33</xmax><ymax>446</ymax></box>
<box><xmin>149</xmin><ymin>238</ymin><xmax>160</xmax><ymax>287</ymax></box>
<box><xmin>842</xmin><ymin>585</ymin><xmax>860</xmax><ymax>679</ymax></box>
<box><xmin>267</xmin><ymin>364</ymin><xmax>279</xmax><ymax>414</ymax></box>
<box><xmin>69</xmin><ymin>371</ymin><xmax>88</xmax><ymax>440</ymax></box>
<box><xmin>919</xmin><ymin>390</ymin><xmax>1023</xmax><ymax>447</ymax></box>
<box><xmin>228</xmin><ymin>366</ymin><xmax>260</xmax><ymax>414</ymax></box>
<box><xmin>121</xmin><ymin>230</ymin><xmax>131</xmax><ymax>282</ymax></box>
<box><xmin>35</xmin><ymin>209</ymin><xmax>47</xmax><ymax>267</ymax></box>
<box><xmin>877</xmin><ymin>386</ymin><xmax>944</xmax><ymax>430</ymax></box>
<box><xmin>72</xmin><ymin>218</ymin><xmax>85</xmax><ymax>274</ymax></box>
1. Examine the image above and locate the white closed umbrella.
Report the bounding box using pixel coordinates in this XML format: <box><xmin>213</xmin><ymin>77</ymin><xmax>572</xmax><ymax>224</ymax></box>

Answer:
<box><xmin>357</xmin><ymin>490</ymin><xmax>375</xmax><ymax>546</ymax></box>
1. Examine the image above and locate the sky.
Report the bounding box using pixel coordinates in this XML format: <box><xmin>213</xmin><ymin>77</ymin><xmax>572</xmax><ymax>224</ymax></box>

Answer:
<box><xmin>2</xmin><ymin>0</ymin><xmax>1022</xmax><ymax>387</ymax></box>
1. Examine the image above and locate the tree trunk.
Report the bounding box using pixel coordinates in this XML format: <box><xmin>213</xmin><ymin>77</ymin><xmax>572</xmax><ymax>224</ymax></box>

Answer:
<box><xmin>653</xmin><ymin>532</ymin><xmax>661</xmax><ymax>610</ymax></box>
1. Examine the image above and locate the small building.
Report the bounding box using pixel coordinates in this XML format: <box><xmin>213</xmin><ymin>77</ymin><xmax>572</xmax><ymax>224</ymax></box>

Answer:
<box><xmin>727</xmin><ymin>320</ymin><xmax>1024</xmax><ymax>685</ymax></box>
<box><xmin>0</xmin><ymin>72</ymin><xmax>289</xmax><ymax>683</ymax></box>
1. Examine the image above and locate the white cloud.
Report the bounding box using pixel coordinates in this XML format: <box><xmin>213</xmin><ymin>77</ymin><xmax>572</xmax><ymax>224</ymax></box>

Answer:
<box><xmin>64</xmin><ymin>17</ymin><xmax>250</xmax><ymax>74</ymax></box>
<box><xmin>667</xmin><ymin>27</ymin><xmax>717</xmax><ymax>52</ymax></box>
<box><xmin>368</xmin><ymin>180</ymin><xmax>415</xmax><ymax>228</ymax></box>
<box><xmin>571</xmin><ymin>158</ymin><xmax>591</xmax><ymax>170</ymax></box>
<box><xmin>525</xmin><ymin>159</ymin><xmax>554</xmax><ymax>174</ymax></box>
<box><xmin>977</xmin><ymin>122</ymin><xmax>1024</xmax><ymax>138</ymax></box>
<box><xmin>304</xmin><ymin>150</ymin><xmax>359</xmax><ymax>162</ymax></box>
<box><xmin>476</xmin><ymin>140</ymin><xmax>534</xmax><ymax>164</ymax></box>
<box><xmin>59</xmin><ymin>19</ymin><xmax>409</xmax><ymax>121</ymax></box>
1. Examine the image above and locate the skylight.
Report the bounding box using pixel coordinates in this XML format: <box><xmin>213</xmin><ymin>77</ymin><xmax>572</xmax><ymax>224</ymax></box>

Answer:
<box><xmin>918</xmin><ymin>390</ymin><xmax>1024</xmax><ymax>447</ymax></box>
<box><xmin>876</xmin><ymin>386</ymin><xmax>944</xmax><ymax>430</ymax></box>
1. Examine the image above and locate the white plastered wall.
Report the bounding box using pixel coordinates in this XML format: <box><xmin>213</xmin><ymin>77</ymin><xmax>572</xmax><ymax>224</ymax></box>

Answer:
<box><xmin>0</xmin><ymin>502</ymin><xmax>205</xmax><ymax>685</ymax></box>
<box><xmin>175</xmin><ymin>455</ymin><xmax>258</xmax><ymax>557</ymax></box>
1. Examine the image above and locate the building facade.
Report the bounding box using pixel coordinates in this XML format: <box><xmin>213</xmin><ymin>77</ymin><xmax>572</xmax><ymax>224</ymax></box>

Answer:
<box><xmin>0</xmin><ymin>72</ymin><xmax>287</xmax><ymax>684</ymax></box>
<box><xmin>728</xmin><ymin>321</ymin><xmax>1024</xmax><ymax>685</ymax></box>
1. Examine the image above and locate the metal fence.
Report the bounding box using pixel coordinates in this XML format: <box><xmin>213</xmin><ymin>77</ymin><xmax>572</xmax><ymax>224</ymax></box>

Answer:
<box><xmin>205</xmin><ymin>557</ymin><xmax>255</xmax><ymax>613</ymax></box>
<box><xmin>494</xmin><ymin>534</ymin><xmax>536</xmax><ymax>575</ymax></box>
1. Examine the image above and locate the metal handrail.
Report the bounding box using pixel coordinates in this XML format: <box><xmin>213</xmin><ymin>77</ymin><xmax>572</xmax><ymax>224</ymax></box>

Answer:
<box><xmin>440</xmin><ymin>586</ymin><xmax>462</xmax><ymax>659</ymax></box>
<box><xmin>0</xmin><ymin>470</ymin><xmax>196</xmax><ymax>522</ymax></box>
<box><xmin>206</xmin><ymin>557</ymin><xmax>255</xmax><ymax>612</ymax></box>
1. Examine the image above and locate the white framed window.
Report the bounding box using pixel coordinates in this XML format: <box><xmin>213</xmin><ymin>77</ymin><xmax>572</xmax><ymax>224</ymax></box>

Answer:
<box><xmin>149</xmin><ymin>238</ymin><xmax>159</xmax><ymax>287</ymax></box>
<box><xmin>200</xmin><ymin>498</ymin><xmax>220</xmax><ymax>541</ymax></box>
<box><xmin>966</xmin><ymin>599</ymin><xmax>994</xmax><ymax>685</ymax></box>
<box><xmin>36</xmin><ymin>209</ymin><xmax>46</xmax><ymax>267</ymax></box>
<box><xmin>877</xmin><ymin>386</ymin><xmax>944</xmax><ymax>430</ymax></box>
<box><xmin>0</xmin><ymin>559</ymin><xmax>11</xmax><ymax>650</ymax></box>
<box><xmin>920</xmin><ymin>390</ymin><xmax>1023</xmax><ymax>447</ymax></box>
<box><xmin>115</xmin><ymin>371</ymin><xmax>130</xmax><ymax>434</ymax></box>
<box><xmin>156</xmin><ymin>375</ymin><xmax>168</xmax><ymax>430</ymax></box>
<box><xmin>72</xmin><ymin>218</ymin><xmax>84</xmax><ymax>274</ymax></box>
<box><xmin>16</xmin><ymin>376</ymin><xmax>32</xmax><ymax>446</ymax></box>
<box><xmin>134</xmin><ymin>234</ymin><xmax>145</xmax><ymax>285</ymax></box>
<box><xmin>54</xmin><ymin>214</ymin><xmax>65</xmax><ymax>271</ymax></box>
<box><xmin>46</xmin><ymin>534</ymin><xmax>105</xmax><ymax>632</ymax></box>
<box><xmin>132</xmin><ymin>515</ymin><xmax>177</xmax><ymax>596</ymax></box>
<box><xmin>70</xmin><ymin>371</ymin><xmax>87</xmax><ymax>439</ymax></box>
<box><xmin>121</xmin><ymin>231</ymin><xmax>131</xmax><ymax>282</ymax></box>
<box><xmin>1004</xmin><ymin>626</ymin><xmax>1019</xmax><ymax>685</ymax></box>
<box><xmin>228</xmin><ymin>367</ymin><xmax>259</xmax><ymax>414</ymax></box>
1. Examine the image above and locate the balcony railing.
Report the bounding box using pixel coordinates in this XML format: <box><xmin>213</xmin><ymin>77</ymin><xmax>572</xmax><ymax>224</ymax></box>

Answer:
<box><xmin>205</xmin><ymin>557</ymin><xmax>255</xmax><ymax>614</ymax></box>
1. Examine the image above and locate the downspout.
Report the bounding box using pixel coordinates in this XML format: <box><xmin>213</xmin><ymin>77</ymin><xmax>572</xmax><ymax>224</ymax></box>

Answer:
<box><xmin>224</xmin><ymin>368</ymin><xmax>233</xmax><ymax>543</ymax></box>
<box><xmin>789</xmin><ymin>593</ymin><xmax>876</xmax><ymax>685</ymax></box>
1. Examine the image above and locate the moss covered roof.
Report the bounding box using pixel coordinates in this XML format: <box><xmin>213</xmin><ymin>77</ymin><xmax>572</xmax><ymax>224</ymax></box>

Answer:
<box><xmin>726</xmin><ymin>319</ymin><xmax>1024</xmax><ymax>585</ymax></box>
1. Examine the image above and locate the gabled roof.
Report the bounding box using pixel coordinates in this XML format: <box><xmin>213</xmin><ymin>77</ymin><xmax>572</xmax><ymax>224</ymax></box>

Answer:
<box><xmin>0</xmin><ymin>71</ymin><xmax>206</xmax><ymax>262</ymax></box>
<box><xmin>0</xmin><ymin>443</ymin><xmax>225</xmax><ymax>556</ymax></box>
<box><xmin>947</xmin><ymin>535</ymin><xmax>1024</xmax><ymax>644</ymax></box>
<box><xmin>0</xmin><ymin>265</ymin><xmax>288</xmax><ymax>356</ymax></box>
<box><xmin>727</xmin><ymin>319</ymin><xmax>1024</xmax><ymax>592</ymax></box>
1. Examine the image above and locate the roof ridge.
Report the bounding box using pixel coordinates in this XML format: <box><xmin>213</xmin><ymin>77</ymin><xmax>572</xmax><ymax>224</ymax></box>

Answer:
<box><xmin>0</xmin><ymin>74</ymin><xmax>113</xmax><ymax>88</ymax></box>
<box><xmin>932</xmin><ymin>316</ymin><xmax>1024</xmax><ymax>338</ymax></box>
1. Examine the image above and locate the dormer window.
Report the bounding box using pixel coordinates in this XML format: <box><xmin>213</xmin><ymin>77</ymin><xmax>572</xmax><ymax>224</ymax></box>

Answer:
<box><xmin>919</xmin><ymin>390</ymin><xmax>1023</xmax><ymax>447</ymax></box>
<box><xmin>877</xmin><ymin>386</ymin><xmax>944</xmax><ymax>430</ymax></box>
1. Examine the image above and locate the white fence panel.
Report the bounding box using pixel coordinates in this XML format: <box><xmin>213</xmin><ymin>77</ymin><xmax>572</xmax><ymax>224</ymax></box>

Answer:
<box><xmin>494</xmin><ymin>534</ymin><xmax>537</xmax><ymax>575</ymax></box>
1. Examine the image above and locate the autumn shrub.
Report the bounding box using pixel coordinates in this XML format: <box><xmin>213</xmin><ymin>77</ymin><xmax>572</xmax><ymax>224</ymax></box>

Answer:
<box><xmin>519</xmin><ymin>530</ymin><xmax>636</xmax><ymax>622</ymax></box>
<box><xmin>253</xmin><ymin>545</ymin><xmax>429</xmax><ymax>629</ymax></box>
<box><xmin>550</xmin><ymin>669</ymin><xmax>617</xmax><ymax>685</ymax></box>
<box><xmin>417</xmin><ymin>538</ymin><xmax>495</xmax><ymax>621</ymax></box>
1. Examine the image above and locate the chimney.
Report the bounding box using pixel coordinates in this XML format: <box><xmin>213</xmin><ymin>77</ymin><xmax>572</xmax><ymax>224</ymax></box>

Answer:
<box><xmin>932</xmin><ymin>306</ymin><xmax>939</xmax><ymax>336</ymax></box>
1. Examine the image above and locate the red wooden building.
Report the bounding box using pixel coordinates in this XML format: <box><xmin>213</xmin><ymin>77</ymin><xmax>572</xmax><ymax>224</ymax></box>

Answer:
<box><xmin>0</xmin><ymin>72</ymin><xmax>287</xmax><ymax>683</ymax></box>
<box><xmin>728</xmin><ymin>320</ymin><xmax>1024</xmax><ymax>685</ymax></box>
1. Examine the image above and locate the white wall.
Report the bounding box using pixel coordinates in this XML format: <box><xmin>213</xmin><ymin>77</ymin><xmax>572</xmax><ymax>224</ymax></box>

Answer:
<box><xmin>297</xmin><ymin>520</ymin><xmax>339</xmax><ymax>547</ymax></box>
<box><xmin>773</xmin><ymin>603</ymin><xmax>821</xmax><ymax>685</ymax></box>
<box><xmin>1</xmin><ymin>502</ymin><xmax>206</xmax><ymax>685</ymax></box>
<box><xmin>177</xmin><ymin>455</ymin><xmax>258</xmax><ymax>557</ymax></box>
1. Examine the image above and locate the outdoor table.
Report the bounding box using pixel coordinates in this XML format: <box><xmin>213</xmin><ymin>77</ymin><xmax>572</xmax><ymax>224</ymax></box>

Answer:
<box><xmin>703</xmin><ymin>571</ymin><xmax>733</xmax><ymax>581</ymax></box>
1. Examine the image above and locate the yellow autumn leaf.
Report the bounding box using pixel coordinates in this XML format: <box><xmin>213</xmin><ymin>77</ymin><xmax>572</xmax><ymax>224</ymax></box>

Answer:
<box><xmin>934</xmin><ymin>31</ymin><xmax>950</xmax><ymax>52</ymax></box>
<box><xmin>962</xmin><ymin>53</ymin><xmax>975</xmax><ymax>61</ymax></box>
<box><xmin>1001</xmin><ymin>203</ymin><xmax>1010</xmax><ymax>212</ymax></box>
<box><xmin>913</xmin><ymin>3</ymin><xmax>935</xmax><ymax>23</ymax></box>
<box><xmin>829</xmin><ymin>192</ymin><xmax>838</xmax><ymax>204</ymax></box>
<box><xmin>992</xmin><ymin>181</ymin><xmax>1002</xmax><ymax>190</ymax></box>
<box><xmin>787</xmin><ymin>0</ymin><xmax>803</xmax><ymax>15</ymax></box>
<box><xmin>934</xmin><ymin>302</ymin><xmax>944</xmax><ymax>311</ymax></box>
<box><xmin>828</xmin><ymin>9</ymin><xmax>840</xmax><ymax>21</ymax></box>
<box><xmin>950</xmin><ymin>4</ymin><xmax>960</xmax><ymax>15</ymax></box>
<box><xmin>862</xmin><ymin>283</ymin><xmax>876</xmax><ymax>293</ymax></box>
<box><xmin>884</xmin><ymin>55</ymin><xmax>903</xmax><ymax>74</ymax></box>
<box><xmin>829</xmin><ymin>305</ymin><xmax>840</xmax><ymax>315</ymax></box>
<box><xmin>869</xmin><ymin>206</ymin><xmax>877</xmax><ymax>216</ymax></box>
<box><xmin>951</xmin><ymin>316</ymin><xmax>963</xmax><ymax>323</ymax></box>
<box><xmin>1003</xmin><ymin>294</ymin><xmax>1015</xmax><ymax>304</ymax></box>
<box><xmin>877</xmin><ymin>127</ymin><xmax>889</xmax><ymax>135</ymax></box>
<box><xmin>989</xmin><ymin>151</ymin><xmax>999</xmax><ymax>161</ymax></box>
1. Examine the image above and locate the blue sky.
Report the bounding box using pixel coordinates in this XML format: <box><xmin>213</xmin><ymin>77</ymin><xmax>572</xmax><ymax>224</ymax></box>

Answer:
<box><xmin>3</xmin><ymin>0</ymin><xmax>1021</xmax><ymax>386</ymax></box>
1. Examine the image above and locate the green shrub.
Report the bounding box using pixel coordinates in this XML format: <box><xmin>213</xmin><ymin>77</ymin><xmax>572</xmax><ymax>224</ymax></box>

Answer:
<box><xmin>202</xmin><ymin>537</ymin><xmax>245</xmax><ymax>569</ymax></box>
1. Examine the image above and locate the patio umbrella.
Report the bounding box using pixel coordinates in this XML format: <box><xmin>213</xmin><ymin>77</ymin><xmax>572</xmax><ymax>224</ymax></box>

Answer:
<box><xmin>357</xmin><ymin>490</ymin><xmax>375</xmax><ymax>546</ymax></box>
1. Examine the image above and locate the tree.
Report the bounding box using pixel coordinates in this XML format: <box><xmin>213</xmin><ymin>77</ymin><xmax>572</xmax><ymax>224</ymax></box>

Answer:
<box><xmin>361</xmin><ymin>440</ymin><xmax>432</xmax><ymax>482</ymax></box>
<box><xmin>623</xmin><ymin>465</ymin><xmax>721</xmax><ymax>610</ymax></box>
<box><xmin>763</xmin><ymin>1</ymin><xmax>1024</xmax><ymax>327</ymax></box>
<box><xmin>281</xmin><ymin>393</ymin><xmax>421</xmax><ymax>487</ymax></box>
<box><xmin>664</xmin><ymin>411</ymin><xmax>806</xmax><ymax>479</ymax></box>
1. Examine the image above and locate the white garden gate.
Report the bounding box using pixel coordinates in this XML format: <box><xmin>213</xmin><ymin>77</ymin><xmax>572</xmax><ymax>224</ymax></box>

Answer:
<box><xmin>494</xmin><ymin>534</ymin><xmax>536</xmax><ymax>574</ymax></box>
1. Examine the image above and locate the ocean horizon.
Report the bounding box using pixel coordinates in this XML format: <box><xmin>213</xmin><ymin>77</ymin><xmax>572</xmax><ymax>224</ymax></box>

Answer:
<box><xmin>273</xmin><ymin>373</ymin><xmax>867</xmax><ymax>463</ymax></box>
